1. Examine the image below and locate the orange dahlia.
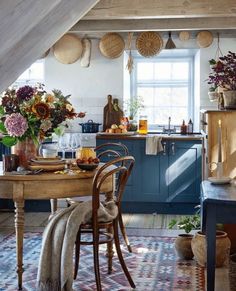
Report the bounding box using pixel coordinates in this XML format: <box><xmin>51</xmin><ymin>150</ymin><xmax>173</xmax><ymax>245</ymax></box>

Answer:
<box><xmin>32</xmin><ymin>102</ymin><xmax>50</xmax><ymax>119</ymax></box>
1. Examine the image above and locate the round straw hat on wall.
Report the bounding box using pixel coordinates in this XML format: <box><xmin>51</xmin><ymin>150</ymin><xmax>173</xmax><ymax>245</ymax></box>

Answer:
<box><xmin>136</xmin><ymin>31</ymin><xmax>163</xmax><ymax>57</ymax></box>
<box><xmin>99</xmin><ymin>33</ymin><xmax>125</xmax><ymax>59</ymax></box>
<box><xmin>53</xmin><ymin>34</ymin><xmax>83</xmax><ymax>64</ymax></box>
<box><xmin>196</xmin><ymin>30</ymin><xmax>213</xmax><ymax>48</ymax></box>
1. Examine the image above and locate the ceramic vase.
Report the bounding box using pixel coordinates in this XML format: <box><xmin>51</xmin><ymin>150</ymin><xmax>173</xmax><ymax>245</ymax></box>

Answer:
<box><xmin>175</xmin><ymin>234</ymin><xmax>194</xmax><ymax>260</ymax></box>
<box><xmin>191</xmin><ymin>230</ymin><xmax>231</xmax><ymax>267</ymax></box>
<box><xmin>11</xmin><ymin>138</ymin><xmax>38</xmax><ymax>169</ymax></box>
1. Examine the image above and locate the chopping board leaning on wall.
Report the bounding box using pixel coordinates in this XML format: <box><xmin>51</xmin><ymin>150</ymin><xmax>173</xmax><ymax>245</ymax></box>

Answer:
<box><xmin>103</xmin><ymin>95</ymin><xmax>124</xmax><ymax>131</ymax></box>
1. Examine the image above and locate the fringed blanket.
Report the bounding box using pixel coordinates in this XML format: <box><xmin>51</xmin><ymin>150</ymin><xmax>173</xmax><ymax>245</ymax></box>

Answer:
<box><xmin>36</xmin><ymin>200</ymin><xmax>118</xmax><ymax>291</ymax></box>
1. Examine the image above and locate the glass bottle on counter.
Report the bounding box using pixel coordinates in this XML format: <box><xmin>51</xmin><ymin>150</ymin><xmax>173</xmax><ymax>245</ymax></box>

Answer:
<box><xmin>187</xmin><ymin>119</ymin><xmax>193</xmax><ymax>134</ymax></box>
<box><xmin>180</xmin><ymin>120</ymin><xmax>187</xmax><ymax>135</ymax></box>
<box><xmin>138</xmin><ymin>115</ymin><xmax>148</xmax><ymax>135</ymax></box>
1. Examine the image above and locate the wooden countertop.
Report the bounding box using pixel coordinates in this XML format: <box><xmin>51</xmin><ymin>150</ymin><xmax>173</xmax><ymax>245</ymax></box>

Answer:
<box><xmin>96</xmin><ymin>133</ymin><xmax>204</xmax><ymax>141</ymax></box>
<box><xmin>200</xmin><ymin>109</ymin><xmax>236</xmax><ymax>113</ymax></box>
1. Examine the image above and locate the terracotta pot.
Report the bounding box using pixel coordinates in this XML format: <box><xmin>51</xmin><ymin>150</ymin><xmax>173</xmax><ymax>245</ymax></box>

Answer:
<box><xmin>191</xmin><ymin>230</ymin><xmax>231</xmax><ymax>267</ymax></box>
<box><xmin>223</xmin><ymin>90</ymin><xmax>236</xmax><ymax>109</ymax></box>
<box><xmin>208</xmin><ymin>91</ymin><xmax>220</xmax><ymax>102</ymax></box>
<box><xmin>11</xmin><ymin>138</ymin><xmax>38</xmax><ymax>169</ymax></box>
<box><xmin>175</xmin><ymin>234</ymin><xmax>194</xmax><ymax>260</ymax></box>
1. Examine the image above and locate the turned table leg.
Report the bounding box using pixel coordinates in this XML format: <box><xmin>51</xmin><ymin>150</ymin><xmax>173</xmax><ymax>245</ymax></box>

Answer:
<box><xmin>14</xmin><ymin>200</ymin><xmax>25</xmax><ymax>290</ymax></box>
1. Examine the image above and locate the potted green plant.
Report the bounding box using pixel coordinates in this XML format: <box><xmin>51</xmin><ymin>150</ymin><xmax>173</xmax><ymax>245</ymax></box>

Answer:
<box><xmin>207</xmin><ymin>51</ymin><xmax>236</xmax><ymax>108</ymax></box>
<box><xmin>124</xmin><ymin>96</ymin><xmax>144</xmax><ymax>131</ymax></box>
<box><xmin>168</xmin><ymin>214</ymin><xmax>200</xmax><ymax>260</ymax></box>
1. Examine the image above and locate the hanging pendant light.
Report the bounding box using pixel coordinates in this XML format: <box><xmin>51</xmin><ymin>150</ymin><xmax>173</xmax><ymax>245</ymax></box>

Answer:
<box><xmin>165</xmin><ymin>32</ymin><xmax>176</xmax><ymax>49</ymax></box>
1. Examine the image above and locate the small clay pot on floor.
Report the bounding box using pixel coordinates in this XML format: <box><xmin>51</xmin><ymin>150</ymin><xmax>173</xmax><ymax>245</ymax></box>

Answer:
<box><xmin>175</xmin><ymin>234</ymin><xmax>194</xmax><ymax>260</ymax></box>
<box><xmin>191</xmin><ymin>230</ymin><xmax>231</xmax><ymax>267</ymax></box>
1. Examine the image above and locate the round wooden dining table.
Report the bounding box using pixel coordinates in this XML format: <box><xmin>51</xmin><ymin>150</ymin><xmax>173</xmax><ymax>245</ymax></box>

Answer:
<box><xmin>0</xmin><ymin>167</ymin><xmax>114</xmax><ymax>290</ymax></box>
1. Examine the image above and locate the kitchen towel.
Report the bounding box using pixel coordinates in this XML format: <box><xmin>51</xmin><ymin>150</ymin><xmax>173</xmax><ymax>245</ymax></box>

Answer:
<box><xmin>146</xmin><ymin>135</ymin><xmax>163</xmax><ymax>155</ymax></box>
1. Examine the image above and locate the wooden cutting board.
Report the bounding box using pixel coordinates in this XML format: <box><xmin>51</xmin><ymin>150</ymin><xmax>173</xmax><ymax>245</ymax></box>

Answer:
<box><xmin>103</xmin><ymin>95</ymin><xmax>123</xmax><ymax>131</ymax></box>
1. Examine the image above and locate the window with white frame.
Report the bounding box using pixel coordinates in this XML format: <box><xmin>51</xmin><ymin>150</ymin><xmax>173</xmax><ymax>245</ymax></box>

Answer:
<box><xmin>130</xmin><ymin>50</ymin><xmax>196</xmax><ymax>130</ymax></box>
<box><xmin>13</xmin><ymin>60</ymin><xmax>44</xmax><ymax>87</ymax></box>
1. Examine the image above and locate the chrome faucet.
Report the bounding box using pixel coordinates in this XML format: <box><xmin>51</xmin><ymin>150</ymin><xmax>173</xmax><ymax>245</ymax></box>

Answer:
<box><xmin>162</xmin><ymin>116</ymin><xmax>176</xmax><ymax>135</ymax></box>
<box><xmin>168</xmin><ymin>117</ymin><xmax>171</xmax><ymax>135</ymax></box>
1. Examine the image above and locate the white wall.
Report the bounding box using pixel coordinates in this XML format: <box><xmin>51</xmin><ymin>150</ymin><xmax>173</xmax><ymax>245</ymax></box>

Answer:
<box><xmin>45</xmin><ymin>39</ymin><xmax>123</xmax><ymax>132</ymax></box>
<box><xmin>44</xmin><ymin>36</ymin><xmax>236</xmax><ymax>131</ymax></box>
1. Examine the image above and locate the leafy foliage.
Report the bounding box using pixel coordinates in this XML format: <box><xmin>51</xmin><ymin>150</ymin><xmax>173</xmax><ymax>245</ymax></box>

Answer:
<box><xmin>208</xmin><ymin>51</ymin><xmax>236</xmax><ymax>91</ymax></box>
<box><xmin>168</xmin><ymin>214</ymin><xmax>201</xmax><ymax>234</ymax></box>
<box><xmin>125</xmin><ymin>96</ymin><xmax>144</xmax><ymax>119</ymax></box>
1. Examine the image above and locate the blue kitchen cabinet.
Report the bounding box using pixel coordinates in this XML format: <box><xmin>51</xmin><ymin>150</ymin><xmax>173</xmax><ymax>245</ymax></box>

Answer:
<box><xmin>96</xmin><ymin>137</ymin><xmax>202</xmax><ymax>214</ymax></box>
<box><xmin>166</xmin><ymin>140</ymin><xmax>202</xmax><ymax>204</ymax></box>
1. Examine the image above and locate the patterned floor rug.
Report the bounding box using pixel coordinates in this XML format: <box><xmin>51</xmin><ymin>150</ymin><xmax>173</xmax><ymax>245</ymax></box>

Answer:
<box><xmin>0</xmin><ymin>232</ymin><xmax>205</xmax><ymax>291</ymax></box>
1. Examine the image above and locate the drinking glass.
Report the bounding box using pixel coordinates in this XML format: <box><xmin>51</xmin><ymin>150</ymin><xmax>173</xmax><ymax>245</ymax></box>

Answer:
<box><xmin>69</xmin><ymin>133</ymin><xmax>80</xmax><ymax>159</ymax></box>
<box><xmin>58</xmin><ymin>135</ymin><xmax>68</xmax><ymax>159</ymax></box>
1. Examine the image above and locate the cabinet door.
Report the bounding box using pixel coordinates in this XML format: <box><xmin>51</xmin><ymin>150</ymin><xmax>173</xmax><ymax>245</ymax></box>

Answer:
<box><xmin>134</xmin><ymin>139</ymin><xmax>167</xmax><ymax>202</ymax></box>
<box><xmin>167</xmin><ymin>141</ymin><xmax>202</xmax><ymax>203</ymax></box>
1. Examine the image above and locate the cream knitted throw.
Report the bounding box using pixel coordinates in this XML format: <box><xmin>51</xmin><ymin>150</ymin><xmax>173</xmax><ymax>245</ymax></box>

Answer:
<box><xmin>36</xmin><ymin>200</ymin><xmax>118</xmax><ymax>291</ymax></box>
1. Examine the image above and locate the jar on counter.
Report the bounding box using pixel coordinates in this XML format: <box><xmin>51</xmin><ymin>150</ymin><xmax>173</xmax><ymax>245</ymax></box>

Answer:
<box><xmin>138</xmin><ymin>115</ymin><xmax>148</xmax><ymax>135</ymax></box>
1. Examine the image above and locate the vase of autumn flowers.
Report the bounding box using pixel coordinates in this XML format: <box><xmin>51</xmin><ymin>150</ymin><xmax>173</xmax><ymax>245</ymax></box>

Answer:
<box><xmin>0</xmin><ymin>84</ymin><xmax>81</xmax><ymax>168</ymax></box>
<box><xmin>208</xmin><ymin>51</ymin><xmax>236</xmax><ymax>109</ymax></box>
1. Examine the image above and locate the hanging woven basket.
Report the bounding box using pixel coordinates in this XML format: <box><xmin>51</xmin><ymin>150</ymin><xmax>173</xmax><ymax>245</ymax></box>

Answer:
<box><xmin>196</xmin><ymin>31</ymin><xmax>213</xmax><ymax>48</ymax></box>
<box><xmin>99</xmin><ymin>33</ymin><xmax>125</xmax><ymax>59</ymax></box>
<box><xmin>136</xmin><ymin>31</ymin><xmax>163</xmax><ymax>57</ymax></box>
<box><xmin>53</xmin><ymin>34</ymin><xmax>83</xmax><ymax>64</ymax></box>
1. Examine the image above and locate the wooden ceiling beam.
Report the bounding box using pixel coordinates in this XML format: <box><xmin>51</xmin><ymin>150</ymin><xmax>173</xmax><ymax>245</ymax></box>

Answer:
<box><xmin>71</xmin><ymin>17</ymin><xmax>236</xmax><ymax>33</ymax></box>
<box><xmin>84</xmin><ymin>0</ymin><xmax>236</xmax><ymax>20</ymax></box>
<box><xmin>0</xmin><ymin>0</ymin><xmax>99</xmax><ymax>93</ymax></box>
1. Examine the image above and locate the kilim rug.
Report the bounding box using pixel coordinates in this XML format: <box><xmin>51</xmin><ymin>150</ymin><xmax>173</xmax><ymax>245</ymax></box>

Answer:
<box><xmin>0</xmin><ymin>232</ymin><xmax>205</xmax><ymax>291</ymax></box>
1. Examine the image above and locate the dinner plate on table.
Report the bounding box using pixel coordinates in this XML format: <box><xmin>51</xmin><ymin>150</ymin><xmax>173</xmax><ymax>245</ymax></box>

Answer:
<box><xmin>208</xmin><ymin>177</ymin><xmax>231</xmax><ymax>185</ymax></box>
<box><xmin>30</xmin><ymin>158</ymin><xmax>65</xmax><ymax>165</ymax></box>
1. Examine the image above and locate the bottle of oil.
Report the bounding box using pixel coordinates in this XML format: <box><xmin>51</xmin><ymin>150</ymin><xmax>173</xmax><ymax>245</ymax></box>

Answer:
<box><xmin>138</xmin><ymin>115</ymin><xmax>148</xmax><ymax>134</ymax></box>
<box><xmin>180</xmin><ymin>120</ymin><xmax>187</xmax><ymax>135</ymax></box>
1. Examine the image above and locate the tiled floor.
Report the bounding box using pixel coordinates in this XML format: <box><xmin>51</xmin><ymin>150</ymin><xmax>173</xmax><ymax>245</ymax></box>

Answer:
<box><xmin>0</xmin><ymin>210</ymin><xmax>230</xmax><ymax>290</ymax></box>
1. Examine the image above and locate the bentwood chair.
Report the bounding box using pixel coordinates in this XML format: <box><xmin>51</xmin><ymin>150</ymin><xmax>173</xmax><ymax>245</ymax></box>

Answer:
<box><xmin>94</xmin><ymin>143</ymin><xmax>132</xmax><ymax>253</ymax></box>
<box><xmin>73</xmin><ymin>156</ymin><xmax>135</xmax><ymax>291</ymax></box>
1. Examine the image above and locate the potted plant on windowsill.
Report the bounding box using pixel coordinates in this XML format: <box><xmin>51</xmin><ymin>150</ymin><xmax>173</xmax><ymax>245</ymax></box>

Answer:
<box><xmin>207</xmin><ymin>51</ymin><xmax>236</xmax><ymax>109</ymax></box>
<box><xmin>124</xmin><ymin>96</ymin><xmax>144</xmax><ymax>131</ymax></box>
<box><xmin>168</xmin><ymin>214</ymin><xmax>201</xmax><ymax>260</ymax></box>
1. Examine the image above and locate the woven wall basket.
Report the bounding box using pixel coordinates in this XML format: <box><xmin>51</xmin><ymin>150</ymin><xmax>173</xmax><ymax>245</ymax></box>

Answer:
<box><xmin>53</xmin><ymin>34</ymin><xmax>83</xmax><ymax>64</ymax></box>
<box><xmin>136</xmin><ymin>31</ymin><xmax>163</xmax><ymax>57</ymax></box>
<box><xmin>179</xmin><ymin>31</ymin><xmax>190</xmax><ymax>41</ymax></box>
<box><xmin>99</xmin><ymin>33</ymin><xmax>125</xmax><ymax>59</ymax></box>
<box><xmin>196</xmin><ymin>30</ymin><xmax>213</xmax><ymax>48</ymax></box>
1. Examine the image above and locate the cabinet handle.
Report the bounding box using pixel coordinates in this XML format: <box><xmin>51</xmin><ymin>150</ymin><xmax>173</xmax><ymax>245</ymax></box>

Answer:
<box><xmin>171</xmin><ymin>142</ymin><xmax>175</xmax><ymax>155</ymax></box>
<box><xmin>162</xmin><ymin>142</ymin><xmax>167</xmax><ymax>155</ymax></box>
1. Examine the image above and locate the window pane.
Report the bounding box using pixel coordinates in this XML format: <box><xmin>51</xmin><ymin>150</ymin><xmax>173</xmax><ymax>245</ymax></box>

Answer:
<box><xmin>172</xmin><ymin>62</ymin><xmax>189</xmax><ymax>80</ymax></box>
<box><xmin>154</xmin><ymin>63</ymin><xmax>171</xmax><ymax>80</ymax></box>
<box><xmin>137</xmin><ymin>63</ymin><xmax>154</xmax><ymax>80</ymax></box>
<box><xmin>131</xmin><ymin>53</ymin><xmax>193</xmax><ymax>129</ymax></box>
<box><xmin>154</xmin><ymin>87</ymin><xmax>188</xmax><ymax>107</ymax></box>
<box><xmin>14</xmin><ymin>61</ymin><xmax>44</xmax><ymax>86</ymax></box>
<box><xmin>137</xmin><ymin>87</ymin><xmax>154</xmax><ymax>106</ymax></box>
<box><xmin>146</xmin><ymin>107</ymin><xmax>188</xmax><ymax>126</ymax></box>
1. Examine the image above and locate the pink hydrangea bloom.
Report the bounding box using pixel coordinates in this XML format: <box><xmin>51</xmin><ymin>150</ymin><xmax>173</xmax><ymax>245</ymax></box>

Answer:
<box><xmin>4</xmin><ymin>113</ymin><xmax>28</xmax><ymax>137</ymax></box>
